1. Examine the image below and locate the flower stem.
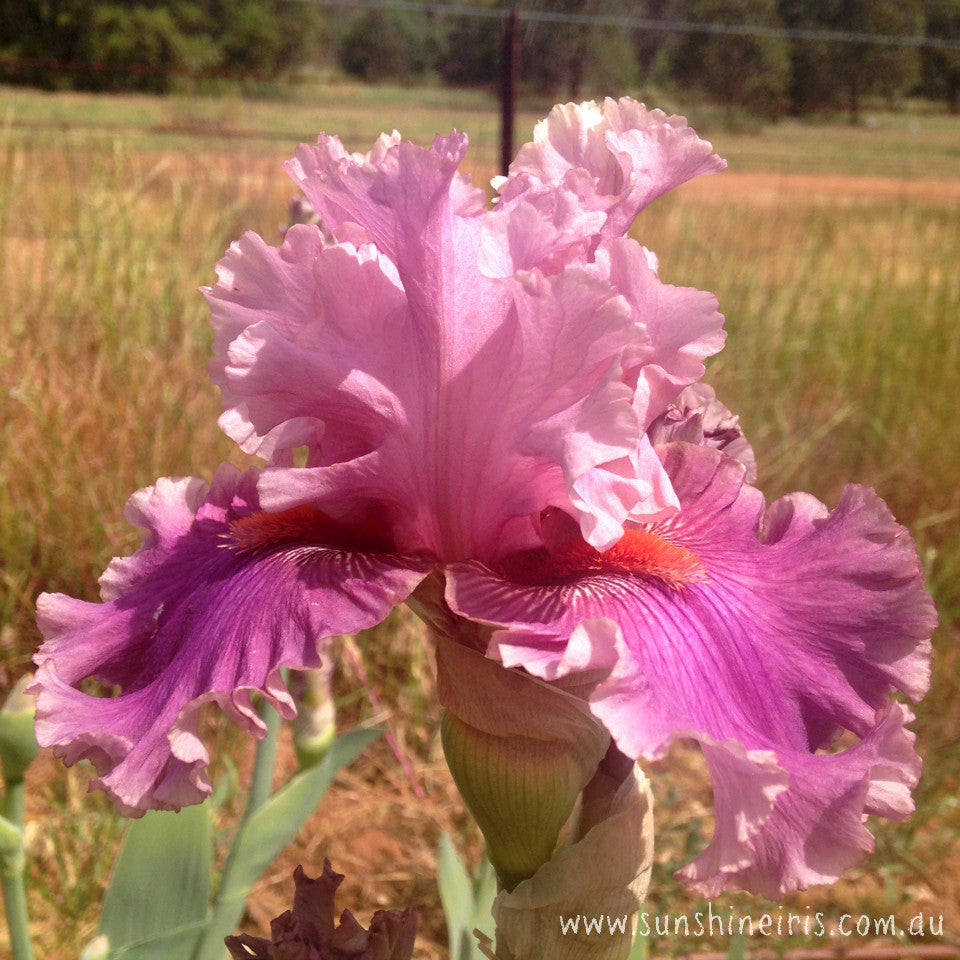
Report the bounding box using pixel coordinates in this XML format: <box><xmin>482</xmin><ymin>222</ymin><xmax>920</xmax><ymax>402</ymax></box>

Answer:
<box><xmin>1</xmin><ymin>779</ymin><xmax>35</xmax><ymax>960</ymax></box>
<box><xmin>246</xmin><ymin>698</ymin><xmax>281</xmax><ymax>816</ymax></box>
<box><xmin>191</xmin><ymin>697</ymin><xmax>281</xmax><ymax>960</ymax></box>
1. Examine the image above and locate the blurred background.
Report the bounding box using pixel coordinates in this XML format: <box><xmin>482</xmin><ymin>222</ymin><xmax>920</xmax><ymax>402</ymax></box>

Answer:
<box><xmin>1</xmin><ymin>0</ymin><xmax>959</xmax><ymax>121</ymax></box>
<box><xmin>1</xmin><ymin>2</ymin><xmax>958</xmax><ymax>959</ymax></box>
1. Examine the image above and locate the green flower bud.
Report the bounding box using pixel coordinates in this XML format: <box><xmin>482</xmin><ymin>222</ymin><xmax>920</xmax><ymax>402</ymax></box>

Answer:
<box><xmin>290</xmin><ymin>665</ymin><xmax>336</xmax><ymax>770</ymax></box>
<box><xmin>442</xmin><ymin>709</ymin><xmax>590</xmax><ymax>892</ymax></box>
<box><xmin>0</xmin><ymin>675</ymin><xmax>39</xmax><ymax>787</ymax></box>
<box><xmin>492</xmin><ymin>765</ymin><xmax>654</xmax><ymax>960</ymax></box>
<box><xmin>435</xmin><ymin>634</ymin><xmax>609</xmax><ymax>892</ymax></box>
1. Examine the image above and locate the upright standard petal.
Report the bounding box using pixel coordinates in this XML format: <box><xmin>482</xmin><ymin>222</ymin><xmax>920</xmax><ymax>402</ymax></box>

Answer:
<box><xmin>647</xmin><ymin>383</ymin><xmax>756</xmax><ymax>483</ymax></box>
<box><xmin>594</xmin><ymin>239</ymin><xmax>725</xmax><ymax>426</ymax></box>
<box><xmin>446</xmin><ymin>443</ymin><xmax>936</xmax><ymax>896</ymax></box>
<box><xmin>211</xmin><ymin>124</ymin><xmax>716</xmax><ymax>560</ymax></box>
<box><xmin>208</xmin><ymin>108</ymin><xmax>732</xmax><ymax>559</ymax></box>
<box><xmin>501</xmin><ymin>98</ymin><xmax>726</xmax><ymax>240</ymax></box>
<box><xmin>33</xmin><ymin>464</ymin><xmax>431</xmax><ymax>815</ymax></box>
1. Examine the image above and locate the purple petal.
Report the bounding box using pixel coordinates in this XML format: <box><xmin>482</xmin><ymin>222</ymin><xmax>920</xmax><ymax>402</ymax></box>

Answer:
<box><xmin>647</xmin><ymin>383</ymin><xmax>757</xmax><ymax>483</ymax></box>
<box><xmin>446</xmin><ymin>443</ymin><xmax>935</xmax><ymax>895</ymax></box>
<box><xmin>684</xmin><ymin>704</ymin><xmax>920</xmax><ymax>897</ymax></box>
<box><xmin>33</xmin><ymin>465</ymin><xmax>431</xmax><ymax>815</ymax></box>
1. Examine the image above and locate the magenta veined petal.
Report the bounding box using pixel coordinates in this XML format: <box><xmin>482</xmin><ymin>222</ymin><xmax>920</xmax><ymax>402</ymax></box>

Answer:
<box><xmin>32</xmin><ymin>464</ymin><xmax>432</xmax><ymax>815</ymax></box>
<box><xmin>445</xmin><ymin>442</ymin><xmax>936</xmax><ymax>896</ymax></box>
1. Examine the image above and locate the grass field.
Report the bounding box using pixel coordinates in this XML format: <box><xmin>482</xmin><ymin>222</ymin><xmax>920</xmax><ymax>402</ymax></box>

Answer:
<box><xmin>1</xmin><ymin>83</ymin><xmax>958</xmax><ymax>959</ymax></box>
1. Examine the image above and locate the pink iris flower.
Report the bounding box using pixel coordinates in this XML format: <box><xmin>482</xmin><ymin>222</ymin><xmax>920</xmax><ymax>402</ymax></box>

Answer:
<box><xmin>33</xmin><ymin>99</ymin><xmax>936</xmax><ymax>899</ymax></box>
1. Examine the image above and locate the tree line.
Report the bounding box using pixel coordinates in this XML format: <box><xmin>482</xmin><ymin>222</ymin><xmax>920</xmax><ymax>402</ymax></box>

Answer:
<box><xmin>2</xmin><ymin>0</ymin><xmax>959</xmax><ymax>116</ymax></box>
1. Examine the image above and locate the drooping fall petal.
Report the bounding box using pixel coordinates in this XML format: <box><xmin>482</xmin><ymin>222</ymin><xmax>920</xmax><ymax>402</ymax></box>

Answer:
<box><xmin>33</xmin><ymin>465</ymin><xmax>431</xmax><ymax>815</ymax></box>
<box><xmin>445</xmin><ymin>442</ymin><xmax>936</xmax><ymax>896</ymax></box>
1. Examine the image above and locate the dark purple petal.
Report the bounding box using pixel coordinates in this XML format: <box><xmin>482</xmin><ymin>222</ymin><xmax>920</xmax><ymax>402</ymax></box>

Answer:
<box><xmin>226</xmin><ymin>861</ymin><xmax>417</xmax><ymax>960</ymax></box>
<box><xmin>33</xmin><ymin>465</ymin><xmax>432</xmax><ymax>815</ymax></box>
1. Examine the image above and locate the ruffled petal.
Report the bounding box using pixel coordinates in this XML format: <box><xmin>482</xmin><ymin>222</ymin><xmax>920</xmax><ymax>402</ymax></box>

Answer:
<box><xmin>33</xmin><ymin>464</ymin><xmax>432</xmax><ymax>815</ymax></box>
<box><xmin>254</xmin><ymin>265</ymin><xmax>647</xmax><ymax>559</ymax></box>
<box><xmin>478</xmin><ymin>185</ymin><xmax>606</xmax><ymax>278</ymax></box>
<box><xmin>501</xmin><ymin>98</ymin><xmax>725</xmax><ymax>239</ymax></box>
<box><xmin>647</xmin><ymin>383</ymin><xmax>757</xmax><ymax>483</ymax></box>
<box><xmin>210</xmin><ymin>173</ymin><xmax>667</xmax><ymax>559</ymax></box>
<box><xmin>207</xmin><ymin>109</ymin><xmax>725</xmax><ymax>560</ymax></box>
<box><xmin>286</xmin><ymin>130</ymin><xmax>485</xmax><ymax>277</ymax></box>
<box><xmin>445</xmin><ymin>443</ymin><xmax>936</xmax><ymax>895</ymax></box>
<box><xmin>206</xmin><ymin>230</ymin><xmax>409</xmax><ymax>463</ymax></box>
<box><xmin>683</xmin><ymin>704</ymin><xmax>920</xmax><ymax>897</ymax></box>
<box><xmin>594</xmin><ymin>239</ymin><xmax>726</xmax><ymax>426</ymax></box>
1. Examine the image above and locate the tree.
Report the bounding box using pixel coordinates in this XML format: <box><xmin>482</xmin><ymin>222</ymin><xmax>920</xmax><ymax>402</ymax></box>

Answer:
<box><xmin>0</xmin><ymin>0</ymin><xmax>324</xmax><ymax>92</ymax></box>
<box><xmin>86</xmin><ymin>4</ymin><xmax>196</xmax><ymax>92</ymax></box>
<box><xmin>779</xmin><ymin>0</ymin><xmax>924</xmax><ymax>118</ymax></box>
<box><xmin>919</xmin><ymin>0</ymin><xmax>960</xmax><ymax>112</ymax></box>
<box><xmin>338</xmin><ymin>8</ymin><xmax>436</xmax><ymax>83</ymax></box>
<box><xmin>670</xmin><ymin>0</ymin><xmax>790</xmax><ymax>116</ymax></box>
<box><xmin>436</xmin><ymin>1</ymin><xmax>500</xmax><ymax>87</ymax></box>
<box><xmin>520</xmin><ymin>0</ymin><xmax>640</xmax><ymax>99</ymax></box>
<box><xmin>0</xmin><ymin>0</ymin><xmax>96</xmax><ymax>89</ymax></box>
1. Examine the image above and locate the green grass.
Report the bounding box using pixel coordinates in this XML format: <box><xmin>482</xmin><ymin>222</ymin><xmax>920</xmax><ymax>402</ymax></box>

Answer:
<box><xmin>0</xmin><ymin>82</ymin><xmax>512</xmax><ymax>172</ymax></box>
<box><xmin>5</xmin><ymin>82</ymin><xmax>960</xmax><ymax>179</ymax></box>
<box><xmin>695</xmin><ymin>110</ymin><xmax>960</xmax><ymax>179</ymax></box>
<box><xmin>1</xmin><ymin>83</ymin><xmax>958</xmax><ymax>957</ymax></box>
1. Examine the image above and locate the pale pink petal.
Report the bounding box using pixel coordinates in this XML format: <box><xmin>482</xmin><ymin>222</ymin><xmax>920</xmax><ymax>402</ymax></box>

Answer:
<box><xmin>256</xmin><ymin>265</ymin><xmax>646</xmax><ymax>559</ymax></box>
<box><xmin>209</xmin><ymin>115</ymin><xmax>723</xmax><ymax>559</ymax></box>
<box><xmin>205</xmin><ymin>231</ymin><xmax>408</xmax><ymax>462</ymax></box>
<box><xmin>503</xmin><ymin>98</ymin><xmax>726</xmax><ymax>239</ymax></box>
<box><xmin>478</xmin><ymin>187</ymin><xmax>606</xmax><ymax>278</ymax></box>
<box><xmin>594</xmin><ymin>238</ymin><xmax>726</xmax><ymax>425</ymax></box>
<box><xmin>287</xmin><ymin>131</ymin><xmax>484</xmax><ymax>270</ymax></box>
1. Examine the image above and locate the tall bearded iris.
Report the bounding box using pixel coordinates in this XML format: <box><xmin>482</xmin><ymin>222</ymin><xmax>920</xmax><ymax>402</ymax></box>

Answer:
<box><xmin>33</xmin><ymin>99</ymin><xmax>936</xmax><ymax>900</ymax></box>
